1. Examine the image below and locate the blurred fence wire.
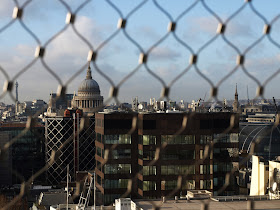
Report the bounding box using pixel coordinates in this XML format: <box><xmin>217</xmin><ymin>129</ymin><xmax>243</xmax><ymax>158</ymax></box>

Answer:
<box><xmin>1</xmin><ymin>0</ymin><xmax>280</xmax><ymax>209</ymax></box>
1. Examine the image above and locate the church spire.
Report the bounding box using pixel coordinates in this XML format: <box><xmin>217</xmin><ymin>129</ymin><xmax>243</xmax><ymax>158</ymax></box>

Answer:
<box><xmin>233</xmin><ymin>83</ymin><xmax>239</xmax><ymax>112</ymax></box>
<box><xmin>86</xmin><ymin>62</ymin><xmax>92</xmax><ymax>80</ymax></box>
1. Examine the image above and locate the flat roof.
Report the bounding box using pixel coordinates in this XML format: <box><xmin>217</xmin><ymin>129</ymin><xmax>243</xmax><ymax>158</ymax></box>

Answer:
<box><xmin>134</xmin><ymin>199</ymin><xmax>280</xmax><ymax>210</ymax></box>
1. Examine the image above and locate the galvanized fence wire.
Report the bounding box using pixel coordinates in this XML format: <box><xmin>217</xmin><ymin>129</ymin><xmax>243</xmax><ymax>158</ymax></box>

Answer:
<box><xmin>0</xmin><ymin>0</ymin><xmax>280</xmax><ymax>209</ymax></box>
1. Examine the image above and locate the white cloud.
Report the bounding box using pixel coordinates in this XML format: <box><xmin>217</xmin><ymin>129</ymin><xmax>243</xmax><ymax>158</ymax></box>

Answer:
<box><xmin>149</xmin><ymin>47</ymin><xmax>181</xmax><ymax>61</ymax></box>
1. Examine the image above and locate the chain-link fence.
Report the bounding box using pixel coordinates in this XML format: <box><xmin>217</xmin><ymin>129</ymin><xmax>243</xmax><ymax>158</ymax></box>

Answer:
<box><xmin>1</xmin><ymin>0</ymin><xmax>280</xmax><ymax>209</ymax></box>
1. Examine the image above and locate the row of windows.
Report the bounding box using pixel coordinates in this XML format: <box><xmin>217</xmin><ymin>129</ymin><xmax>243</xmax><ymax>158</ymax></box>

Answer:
<box><xmin>97</xmin><ymin>148</ymin><xmax>131</xmax><ymax>159</ymax></box>
<box><xmin>96</xmin><ymin>134</ymin><xmax>238</xmax><ymax>145</ymax></box>
<box><xmin>161</xmin><ymin>165</ymin><xmax>195</xmax><ymax>175</ymax></box>
<box><xmin>161</xmin><ymin>180</ymin><xmax>195</xmax><ymax>190</ymax></box>
<box><xmin>200</xmin><ymin>165</ymin><xmax>212</xmax><ymax>174</ymax></box>
<box><xmin>143</xmin><ymin>181</ymin><xmax>156</xmax><ymax>191</ymax></box>
<box><xmin>143</xmin><ymin>166</ymin><xmax>156</xmax><ymax>175</ymax></box>
<box><xmin>104</xmin><ymin>179</ymin><xmax>129</xmax><ymax>189</ymax></box>
<box><xmin>140</xmin><ymin>149</ymin><xmax>195</xmax><ymax>160</ymax></box>
<box><xmin>104</xmin><ymin>164</ymin><xmax>131</xmax><ymax>174</ymax></box>
<box><xmin>214</xmin><ymin>148</ymin><xmax>239</xmax><ymax>158</ymax></box>
<box><xmin>213</xmin><ymin>163</ymin><xmax>233</xmax><ymax>172</ymax></box>
<box><xmin>200</xmin><ymin>180</ymin><xmax>213</xmax><ymax>190</ymax></box>
<box><xmin>161</xmin><ymin>135</ymin><xmax>195</xmax><ymax>144</ymax></box>
<box><xmin>111</xmin><ymin>149</ymin><xmax>131</xmax><ymax>159</ymax></box>
<box><xmin>214</xmin><ymin>134</ymin><xmax>239</xmax><ymax>143</ymax></box>
<box><xmin>163</xmin><ymin>150</ymin><xmax>195</xmax><ymax>160</ymax></box>
<box><xmin>96</xmin><ymin>134</ymin><xmax>131</xmax><ymax>144</ymax></box>
<box><xmin>104</xmin><ymin>134</ymin><xmax>131</xmax><ymax>144</ymax></box>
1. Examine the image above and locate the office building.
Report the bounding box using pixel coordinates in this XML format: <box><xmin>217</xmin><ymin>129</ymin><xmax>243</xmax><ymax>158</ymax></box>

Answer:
<box><xmin>95</xmin><ymin>112</ymin><xmax>239</xmax><ymax>205</ymax></box>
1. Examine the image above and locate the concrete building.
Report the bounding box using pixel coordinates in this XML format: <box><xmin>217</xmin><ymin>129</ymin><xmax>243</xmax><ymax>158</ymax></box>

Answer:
<box><xmin>95</xmin><ymin>112</ymin><xmax>239</xmax><ymax>205</ymax></box>
<box><xmin>250</xmin><ymin>155</ymin><xmax>280</xmax><ymax>199</ymax></box>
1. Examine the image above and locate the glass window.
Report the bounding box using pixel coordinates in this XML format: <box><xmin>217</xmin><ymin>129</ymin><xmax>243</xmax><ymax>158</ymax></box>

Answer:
<box><xmin>143</xmin><ymin>150</ymin><xmax>155</xmax><ymax>160</ymax></box>
<box><xmin>161</xmin><ymin>166</ymin><xmax>167</xmax><ymax>175</ymax></box>
<box><xmin>143</xmin><ymin>166</ymin><xmax>156</xmax><ymax>175</ymax></box>
<box><xmin>200</xmin><ymin>180</ymin><xmax>212</xmax><ymax>190</ymax></box>
<box><xmin>111</xmin><ymin>149</ymin><xmax>131</xmax><ymax>159</ymax></box>
<box><xmin>97</xmin><ymin>147</ymin><xmax>101</xmax><ymax>157</ymax></box>
<box><xmin>161</xmin><ymin>135</ymin><xmax>195</xmax><ymax>144</ymax></box>
<box><xmin>104</xmin><ymin>134</ymin><xmax>131</xmax><ymax>144</ymax></box>
<box><xmin>138</xmin><ymin>149</ymin><xmax>143</xmax><ymax>159</ymax></box>
<box><xmin>200</xmin><ymin>165</ymin><xmax>210</xmax><ymax>174</ymax></box>
<box><xmin>143</xmin><ymin>181</ymin><xmax>156</xmax><ymax>191</ymax></box>
<box><xmin>143</xmin><ymin>135</ymin><xmax>156</xmax><ymax>145</ymax></box>
<box><xmin>104</xmin><ymin>164</ymin><xmax>131</xmax><ymax>174</ymax></box>
<box><xmin>200</xmin><ymin>135</ymin><xmax>212</xmax><ymax>144</ymax></box>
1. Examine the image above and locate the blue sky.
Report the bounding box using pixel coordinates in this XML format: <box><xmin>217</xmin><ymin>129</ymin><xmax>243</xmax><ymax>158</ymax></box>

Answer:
<box><xmin>1</xmin><ymin>0</ymin><xmax>280</xmax><ymax>104</ymax></box>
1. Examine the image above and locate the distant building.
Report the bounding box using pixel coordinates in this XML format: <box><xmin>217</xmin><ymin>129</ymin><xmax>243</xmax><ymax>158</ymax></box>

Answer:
<box><xmin>71</xmin><ymin>63</ymin><xmax>103</xmax><ymax>116</ymax></box>
<box><xmin>232</xmin><ymin>84</ymin><xmax>239</xmax><ymax>113</ymax></box>
<box><xmin>0</xmin><ymin>122</ymin><xmax>45</xmax><ymax>185</ymax></box>
<box><xmin>95</xmin><ymin>112</ymin><xmax>239</xmax><ymax>205</ymax></box>
<box><xmin>46</xmin><ymin>93</ymin><xmax>73</xmax><ymax>117</ymax></box>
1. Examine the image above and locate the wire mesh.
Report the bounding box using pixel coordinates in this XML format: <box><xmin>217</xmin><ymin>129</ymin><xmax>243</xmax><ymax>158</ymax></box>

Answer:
<box><xmin>0</xmin><ymin>0</ymin><xmax>280</xmax><ymax>209</ymax></box>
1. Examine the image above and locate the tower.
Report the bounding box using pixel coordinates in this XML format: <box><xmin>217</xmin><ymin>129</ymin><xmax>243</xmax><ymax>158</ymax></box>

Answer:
<box><xmin>233</xmin><ymin>84</ymin><xmax>239</xmax><ymax>112</ymax></box>
<box><xmin>15</xmin><ymin>81</ymin><xmax>19</xmax><ymax>114</ymax></box>
<box><xmin>15</xmin><ymin>81</ymin><xmax>18</xmax><ymax>102</ymax></box>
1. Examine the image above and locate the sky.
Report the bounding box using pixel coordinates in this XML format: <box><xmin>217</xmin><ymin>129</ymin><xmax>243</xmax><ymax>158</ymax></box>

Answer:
<box><xmin>1</xmin><ymin>0</ymin><xmax>280</xmax><ymax>105</ymax></box>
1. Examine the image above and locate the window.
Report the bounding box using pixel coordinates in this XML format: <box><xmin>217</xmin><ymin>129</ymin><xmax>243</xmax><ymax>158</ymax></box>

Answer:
<box><xmin>161</xmin><ymin>135</ymin><xmax>195</xmax><ymax>144</ymax></box>
<box><xmin>111</xmin><ymin>149</ymin><xmax>131</xmax><ymax>159</ymax></box>
<box><xmin>163</xmin><ymin>150</ymin><xmax>195</xmax><ymax>160</ymax></box>
<box><xmin>138</xmin><ymin>149</ymin><xmax>143</xmax><ymax>159</ymax></box>
<box><xmin>104</xmin><ymin>164</ymin><xmax>131</xmax><ymax>174</ymax></box>
<box><xmin>143</xmin><ymin>150</ymin><xmax>155</xmax><ymax>160</ymax></box>
<box><xmin>104</xmin><ymin>134</ymin><xmax>131</xmax><ymax>144</ymax></box>
<box><xmin>161</xmin><ymin>165</ymin><xmax>195</xmax><ymax>175</ymax></box>
<box><xmin>214</xmin><ymin>133</ymin><xmax>239</xmax><ymax>143</ymax></box>
<box><xmin>96</xmin><ymin>133</ymin><xmax>102</xmax><ymax>142</ymax></box>
<box><xmin>143</xmin><ymin>166</ymin><xmax>156</xmax><ymax>175</ymax></box>
<box><xmin>200</xmin><ymin>135</ymin><xmax>212</xmax><ymax>144</ymax></box>
<box><xmin>104</xmin><ymin>179</ymin><xmax>129</xmax><ymax>189</ymax></box>
<box><xmin>200</xmin><ymin>180</ymin><xmax>212</xmax><ymax>189</ymax></box>
<box><xmin>142</xmin><ymin>135</ymin><xmax>156</xmax><ymax>145</ymax></box>
<box><xmin>143</xmin><ymin>181</ymin><xmax>156</xmax><ymax>191</ymax></box>
<box><xmin>200</xmin><ymin>165</ymin><xmax>210</xmax><ymax>174</ymax></box>
<box><xmin>97</xmin><ymin>147</ymin><xmax>101</xmax><ymax>157</ymax></box>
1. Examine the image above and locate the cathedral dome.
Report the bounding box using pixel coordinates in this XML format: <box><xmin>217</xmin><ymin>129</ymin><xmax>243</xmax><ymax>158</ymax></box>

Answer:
<box><xmin>78</xmin><ymin>64</ymin><xmax>100</xmax><ymax>94</ymax></box>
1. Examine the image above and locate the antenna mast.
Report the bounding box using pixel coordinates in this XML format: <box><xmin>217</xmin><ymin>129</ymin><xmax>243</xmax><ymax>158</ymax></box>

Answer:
<box><xmin>247</xmin><ymin>85</ymin><xmax>249</xmax><ymax>105</ymax></box>
<box><xmin>15</xmin><ymin>81</ymin><xmax>19</xmax><ymax>102</ymax></box>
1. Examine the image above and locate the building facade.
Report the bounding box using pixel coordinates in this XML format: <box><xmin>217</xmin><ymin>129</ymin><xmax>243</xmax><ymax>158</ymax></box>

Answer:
<box><xmin>0</xmin><ymin>122</ymin><xmax>45</xmax><ymax>185</ymax></box>
<box><xmin>45</xmin><ymin>112</ymin><xmax>95</xmax><ymax>185</ymax></box>
<box><xmin>95</xmin><ymin>112</ymin><xmax>239</xmax><ymax>205</ymax></box>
